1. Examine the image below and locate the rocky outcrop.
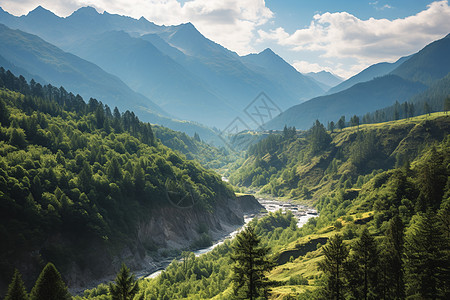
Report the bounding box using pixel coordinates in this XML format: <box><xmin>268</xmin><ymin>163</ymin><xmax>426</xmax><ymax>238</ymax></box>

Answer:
<box><xmin>66</xmin><ymin>194</ymin><xmax>262</xmax><ymax>293</ymax></box>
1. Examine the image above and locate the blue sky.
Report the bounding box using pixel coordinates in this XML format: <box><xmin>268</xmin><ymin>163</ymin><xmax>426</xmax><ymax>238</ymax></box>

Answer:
<box><xmin>2</xmin><ymin>0</ymin><xmax>450</xmax><ymax>78</ymax></box>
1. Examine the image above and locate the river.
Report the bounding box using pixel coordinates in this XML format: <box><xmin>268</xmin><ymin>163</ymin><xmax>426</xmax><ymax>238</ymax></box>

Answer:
<box><xmin>143</xmin><ymin>197</ymin><xmax>317</xmax><ymax>279</ymax></box>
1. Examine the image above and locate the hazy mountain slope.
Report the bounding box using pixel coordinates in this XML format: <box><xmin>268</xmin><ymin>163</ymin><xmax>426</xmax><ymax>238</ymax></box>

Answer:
<box><xmin>390</xmin><ymin>33</ymin><xmax>450</xmax><ymax>85</ymax></box>
<box><xmin>0</xmin><ymin>6</ymin><xmax>160</xmax><ymax>48</ymax></box>
<box><xmin>0</xmin><ymin>24</ymin><xmax>166</xmax><ymax>116</ymax></box>
<box><xmin>265</xmin><ymin>75</ymin><xmax>427</xmax><ymax>130</ymax></box>
<box><xmin>364</xmin><ymin>71</ymin><xmax>450</xmax><ymax>123</ymax></box>
<box><xmin>305</xmin><ymin>71</ymin><xmax>343</xmax><ymax>89</ymax></box>
<box><xmin>0</xmin><ymin>6</ymin><xmax>325</xmax><ymax>128</ymax></box>
<box><xmin>0</xmin><ymin>54</ymin><xmax>47</xmax><ymax>84</ymax></box>
<box><xmin>267</xmin><ymin>34</ymin><xmax>450</xmax><ymax>130</ymax></box>
<box><xmin>69</xmin><ymin>30</ymin><xmax>236</xmax><ymax>127</ymax></box>
<box><xmin>241</xmin><ymin>49</ymin><xmax>325</xmax><ymax>103</ymax></box>
<box><xmin>328</xmin><ymin>55</ymin><xmax>411</xmax><ymax>94</ymax></box>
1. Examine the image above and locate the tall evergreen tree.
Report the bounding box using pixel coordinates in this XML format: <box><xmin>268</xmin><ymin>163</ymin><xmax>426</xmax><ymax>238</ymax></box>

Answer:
<box><xmin>231</xmin><ymin>224</ymin><xmax>274</xmax><ymax>300</ymax></box>
<box><xmin>29</xmin><ymin>263</ymin><xmax>71</xmax><ymax>300</ymax></box>
<box><xmin>109</xmin><ymin>263</ymin><xmax>139</xmax><ymax>300</ymax></box>
<box><xmin>404</xmin><ymin>210</ymin><xmax>448</xmax><ymax>299</ymax></box>
<box><xmin>4</xmin><ymin>269</ymin><xmax>28</xmax><ymax>300</ymax></box>
<box><xmin>338</xmin><ymin>116</ymin><xmax>346</xmax><ymax>131</ymax></box>
<box><xmin>318</xmin><ymin>234</ymin><xmax>349</xmax><ymax>300</ymax></box>
<box><xmin>445</xmin><ymin>97</ymin><xmax>450</xmax><ymax>115</ymax></box>
<box><xmin>416</xmin><ymin>147</ymin><xmax>446</xmax><ymax>211</ymax></box>
<box><xmin>380</xmin><ymin>214</ymin><xmax>405</xmax><ymax>299</ymax></box>
<box><xmin>346</xmin><ymin>228</ymin><xmax>379</xmax><ymax>300</ymax></box>
<box><xmin>0</xmin><ymin>98</ymin><xmax>10</xmax><ymax>126</ymax></box>
<box><xmin>309</xmin><ymin>120</ymin><xmax>331</xmax><ymax>154</ymax></box>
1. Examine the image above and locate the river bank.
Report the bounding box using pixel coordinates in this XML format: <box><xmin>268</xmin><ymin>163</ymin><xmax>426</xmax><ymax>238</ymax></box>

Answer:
<box><xmin>142</xmin><ymin>197</ymin><xmax>317</xmax><ymax>280</ymax></box>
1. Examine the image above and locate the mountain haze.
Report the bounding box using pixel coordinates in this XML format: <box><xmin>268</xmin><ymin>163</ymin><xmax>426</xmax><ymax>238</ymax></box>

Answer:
<box><xmin>328</xmin><ymin>55</ymin><xmax>411</xmax><ymax>94</ymax></box>
<box><xmin>0</xmin><ymin>6</ymin><xmax>326</xmax><ymax>128</ymax></box>
<box><xmin>0</xmin><ymin>24</ymin><xmax>165</xmax><ymax>116</ymax></box>
<box><xmin>265</xmin><ymin>33</ymin><xmax>450</xmax><ymax>130</ymax></box>
<box><xmin>305</xmin><ymin>71</ymin><xmax>343</xmax><ymax>89</ymax></box>
<box><xmin>265</xmin><ymin>75</ymin><xmax>427</xmax><ymax>130</ymax></box>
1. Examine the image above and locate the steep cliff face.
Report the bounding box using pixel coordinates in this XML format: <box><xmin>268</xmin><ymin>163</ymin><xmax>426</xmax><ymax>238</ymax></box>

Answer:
<box><xmin>64</xmin><ymin>194</ymin><xmax>262</xmax><ymax>293</ymax></box>
<box><xmin>137</xmin><ymin>195</ymin><xmax>262</xmax><ymax>249</ymax></box>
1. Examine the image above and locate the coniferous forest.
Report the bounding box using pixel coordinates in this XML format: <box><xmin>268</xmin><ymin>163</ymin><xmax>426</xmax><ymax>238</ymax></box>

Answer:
<box><xmin>0</xmin><ymin>3</ymin><xmax>450</xmax><ymax>300</ymax></box>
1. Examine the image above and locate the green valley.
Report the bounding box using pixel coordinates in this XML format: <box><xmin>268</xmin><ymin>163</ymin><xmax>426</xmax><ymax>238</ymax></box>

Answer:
<box><xmin>0</xmin><ymin>3</ymin><xmax>449</xmax><ymax>300</ymax></box>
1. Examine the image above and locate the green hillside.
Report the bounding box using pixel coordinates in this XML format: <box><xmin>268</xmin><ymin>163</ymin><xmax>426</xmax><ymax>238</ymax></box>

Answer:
<box><xmin>230</xmin><ymin>114</ymin><xmax>449</xmax><ymax>201</ymax></box>
<box><xmin>0</xmin><ymin>69</ymin><xmax>236</xmax><ymax>291</ymax></box>
<box><xmin>76</xmin><ymin>114</ymin><xmax>449</xmax><ymax>300</ymax></box>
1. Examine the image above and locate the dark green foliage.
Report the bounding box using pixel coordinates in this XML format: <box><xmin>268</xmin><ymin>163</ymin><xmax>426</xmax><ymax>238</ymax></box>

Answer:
<box><xmin>338</xmin><ymin>116</ymin><xmax>345</xmax><ymax>131</ymax></box>
<box><xmin>4</xmin><ymin>269</ymin><xmax>28</xmax><ymax>300</ymax></box>
<box><xmin>0</xmin><ymin>70</ymin><xmax>234</xmax><ymax>287</ymax></box>
<box><xmin>29</xmin><ymin>263</ymin><xmax>71</xmax><ymax>300</ymax></box>
<box><xmin>131</xmin><ymin>211</ymin><xmax>296</xmax><ymax>299</ymax></box>
<box><xmin>379</xmin><ymin>215</ymin><xmax>405</xmax><ymax>299</ymax></box>
<box><xmin>153</xmin><ymin>125</ymin><xmax>235</xmax><ymax>169</ymax></box>
<box><xmin>309</xmin><ymin>120</ymin><xmax>331</xmax><ymax>154</ymax></box>
<box><xmin>0</xmin><ymin>97</ymin><xmax>10</xmax><ymax>126</ymax></box>
<box><xmin>445</xmin><ymin>96</ymin><xmax>450</xmax><ymax>114</ymax></box>
<box><xmin>318</xmin><ymin>234</ymin><xmax>349</xmax><ymax>300</ymax></box>
<box><xmin>404</xmin><ymin>210</ymin><xmax>449</xmax><ymax>299</ymax></box>
<box><xmin>416</xmin><ymin>147</ymin><xmax>447</xmax><ymax>211</ymax></box>
<box><xmin>109</xmin><ymin>263</ymin><xmax>139</xmax><ymax>300</ymax></box>
<box><xmin>345</xmin><ymin>228</ymin><xmax>379</xmax><ymax>300</ymax></box>
<box><xmin>231</xmin><ymin>224</ymin><xmax>275</xmax><ymax>299</ymax></box>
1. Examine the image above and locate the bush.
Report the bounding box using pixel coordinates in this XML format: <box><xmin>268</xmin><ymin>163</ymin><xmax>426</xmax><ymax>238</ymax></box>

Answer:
<box><xmin>288</xmin><ymin>274</ymin><xmax>309</xmax><ymax>285</ymax></box>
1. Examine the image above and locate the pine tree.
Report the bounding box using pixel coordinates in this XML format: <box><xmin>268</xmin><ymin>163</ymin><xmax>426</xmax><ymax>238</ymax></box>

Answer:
<box><xmin>338</xmin><ymin>116</ymin><xmax>346</xmax><ymax>131</ymax></box>
<box><xmin>404</xmin><ymin>210</ymin><xmax>447</xmax><ymax>299</ymax></box>
<box><xmin>346</xmin><ymin>228</ymin><xmax>379</xmax><ymax>300</ymax></box>
<box><xmin>0</xmin><ymin>98</ymin><xmax>10</xmax><ymax>126</ymax></box>
<box><xmin>109</xmin><ymin>263</ymin><xmax>139</xmax><ymax>300</ymax></box>
<box><xmin>4</xmin><ymin>269</ymin><xmax>28</xmax><ymax>300</ymax></box>
<box><xmin>231</xmin><ymin>224</ymin><xmax>275</xmax><ymax>300</ymax></box>
<box><xmin>318</xmin><ymin>234</ymin><xmax>349</xmax><ymax>300</ymax></box>
<box><xmin>416</xmin><ymin>147</ymin><xmax>446</xmax><ymax>211</ymax></box>
<box><xmin>30</xmin><ymin>263</ymin><xmax>71</xmax><ymax>300</ymax></box>
<box><xmin>380</xmin><ymin>215</ymin><xmax>405</xmax><ymax>299</ymax></box>
<box><xmin>424</xmin><ymin>101</ymin><xmax>431</xmax><ymax>116</ymax></box>
<box><xmin>329</xmin><ymin>121</ymin><xmax>335</xmax><ymax>132</ymax></box>
<box><xmin>445</xmin><ymin>97</ymin><xmax>450</xmax><ymax>115</ymax></box>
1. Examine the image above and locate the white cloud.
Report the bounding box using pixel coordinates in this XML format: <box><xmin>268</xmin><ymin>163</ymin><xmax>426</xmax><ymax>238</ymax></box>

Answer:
<box><xmin>1</xmin><ymin>0</ymin><xmax>273</xmax><ymax>55</ymax></box>
<box><xmin>259</xmin><ymin>1</ymin><xmax>450</xmax><ymax>74</ymax></box>
<box><xmin>293</xmin><ymin>60</ymin><xmax>331</xmax><ymax>74</ymax></box>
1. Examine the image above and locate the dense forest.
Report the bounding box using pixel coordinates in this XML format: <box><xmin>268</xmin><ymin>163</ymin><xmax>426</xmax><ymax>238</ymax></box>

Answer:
<box><xmin>0</xmin><ymin>68</ymin><xmax>236</xmax><ymax>292</ymax></box>
<box><xmin>1</xmin><ymin>65</ymin><xmax>449</xmax><ymax>299</ymax></box>
<box><xmin>61</xmin><ymin>111</ymin><xmax>449</xmax><ymax>299</ymax></box>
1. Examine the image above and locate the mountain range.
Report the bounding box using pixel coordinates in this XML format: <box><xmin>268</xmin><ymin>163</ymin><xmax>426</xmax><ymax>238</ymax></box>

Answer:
<box><xmin>305</xmin><ymin>71</ymin><xmax>343</xmax><ymax>90</ymax></box>
<box><xmin>0</xmin><ymin>6</ymin><xmax>449</xmax><ymax>135</ymax></box>
<box><xmin>266</xmin><ymin>33</ymin><xmax>450</xmax><ymax>129</ymax></box>
<box><xmin>0</xmin><ymin>6</ymin><xmax>325</xmax><ymax>129</ymax></box>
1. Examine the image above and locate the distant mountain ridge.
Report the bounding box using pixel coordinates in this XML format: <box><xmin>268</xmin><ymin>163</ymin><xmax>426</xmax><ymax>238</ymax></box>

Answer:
<box><xmin>0</xmin><ymin>23</ymin><xmax>227</xmax><ymax>146</ymax></box>
<box><xmin>328</xmin><ymin>55</ymin><xmax>411</xmax><ymax>94</ymax></box>
<box><xmin>0</xmin><ymin>5</ymin><xmax>325</xmax><ymax>128</ymax></box>
<box><xmin>264</xmin><ymin>33</ymin><xmax>450</xmax><ymax>130</ymax></box>
<box><xmin>305</xmin><ymin>71</ymin><xmax>343</xmax><ymax>90</ymax></box>
<box><xmin>0</xmin><ymin>23</ymin><xmax>165</xmax><ymax>116</ymax></box>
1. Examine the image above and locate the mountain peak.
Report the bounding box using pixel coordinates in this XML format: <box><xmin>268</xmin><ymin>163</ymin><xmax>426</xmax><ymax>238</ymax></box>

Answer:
<box><xmin>71</xmin><ymin>6</ymin><xmax>100</xmax><ymax>17</ymax></box>
<box><xmin>260</xmin><ymin>48</ymin><xmax>276</xmax><ymax>55</ymax></box>
<box><xmin>28</xmin><ymin>5</ymin><xmax>56</xmax><ymax>17</ymax></box>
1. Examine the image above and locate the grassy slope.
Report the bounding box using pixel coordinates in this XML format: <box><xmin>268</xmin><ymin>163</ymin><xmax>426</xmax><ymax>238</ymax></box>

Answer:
<box><xmin>231</xmin><ymin>112</ymin><xmax>449</xmax><ymax>203</ymax></box>
<box><xmin>228</xmin><ymin>114</ymin><xmax>449</xmax><ymax>299</ymax></box>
